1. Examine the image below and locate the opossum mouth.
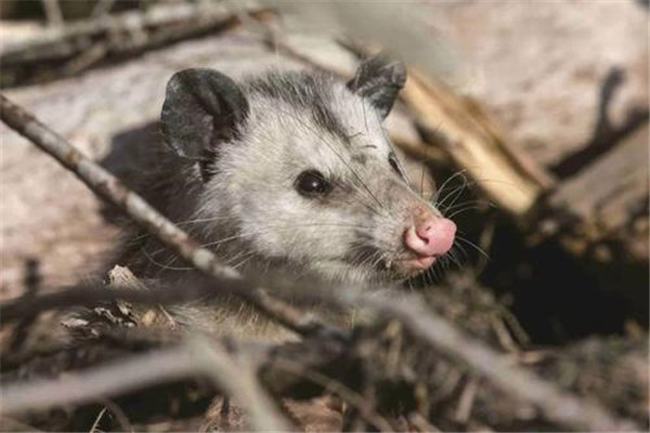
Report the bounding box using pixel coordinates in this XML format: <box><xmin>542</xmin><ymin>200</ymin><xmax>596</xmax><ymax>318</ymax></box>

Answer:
<box><xmin>381</xmin><ymin>254</ymin><xmax>437</xmax><ymax>278</ymax></box>
<box><xmin>345</xmin><ymin>243</ymin><xmax>438</xmax><ymax>279</ymax></box>
<box><xmin>403</xmin><ymin>255</ymin><xmax>437</xmax><ymax>270</ymax></box>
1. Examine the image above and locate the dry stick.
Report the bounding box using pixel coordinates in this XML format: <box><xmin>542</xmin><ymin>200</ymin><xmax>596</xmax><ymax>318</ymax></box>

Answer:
<box><xmin>0</xmin><ymin>2</ymin><xmax>271</xmax><ymax>88</ymax></box>
<box><xmin>1</xmin><ymin>1</ymin><xmax>263</xmax><ymax>59</ymax></box>
<box><xmin>189</xmin><ymin>338</ymin><xmax>293</xmax><ymax>431</ymax></box>
<box><xmin>1</xmin><ymin>282</ymin><xmax>209</xmax><ymax>323</ymax></box>
<box><xmin>0</xmin><ymin>94</ymin><xmax>326</xmax><ymax>339</ymax></box>
<box><xmin>1</xmin><ymin>345</ymin><xmax>195</xmax><ymax>413</ymax></box>
<box><xmin>1</xmin><ymin>337</ymin><xmax>291</xmax><ymax>431</ymax></box>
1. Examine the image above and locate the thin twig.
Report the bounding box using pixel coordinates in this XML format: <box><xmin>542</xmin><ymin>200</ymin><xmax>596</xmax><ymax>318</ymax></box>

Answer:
<box><xmin>88</xmin><ymin>407</ymin><xmax>107</xmax><ymax>433</ymax></box>
<box><xmin>188</xmin><ymin>338</ymin><xmax>292</xmax><ymax>431</ymax></box>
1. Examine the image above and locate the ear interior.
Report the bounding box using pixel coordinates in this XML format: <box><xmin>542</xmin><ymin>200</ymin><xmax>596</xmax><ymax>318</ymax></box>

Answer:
<box><xmin>347</xmin><ymin>55</ymin><xmax>407</xmax><ymax>119</ymax></box>
<box><xmin>160</xmin><ymin>68</ymin><xmax>249</xmax><ymax>162</ymax></box>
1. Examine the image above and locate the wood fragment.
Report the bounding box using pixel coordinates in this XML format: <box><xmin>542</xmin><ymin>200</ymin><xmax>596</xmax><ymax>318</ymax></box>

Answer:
<box><xmin>400</xmin><ymin>70</ymin><xmax>553</xmax><ymax>217</ymax></box>
<box><xmin>548</xmin><ymin>123</ymin><xmax>649</xmax><ymax>255</ymax></box>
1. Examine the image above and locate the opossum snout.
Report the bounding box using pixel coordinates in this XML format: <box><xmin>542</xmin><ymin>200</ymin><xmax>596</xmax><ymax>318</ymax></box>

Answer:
<box><xmin>403</xmin><ymin>211</ymin><xmax>456</xmax><ymax>259</ymax></box>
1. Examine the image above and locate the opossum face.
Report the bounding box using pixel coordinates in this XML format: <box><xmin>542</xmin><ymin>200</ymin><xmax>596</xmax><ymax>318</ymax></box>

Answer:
<box><xmin>161</xmin><ymin>58</ymin><xmax>456</xmax><ymax>286</ymax></box>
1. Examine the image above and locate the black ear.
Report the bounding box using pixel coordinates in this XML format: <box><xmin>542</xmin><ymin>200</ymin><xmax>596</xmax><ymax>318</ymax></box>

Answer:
<box><xmin>347</xmin><ymin>55</ymin><xmax>406</xmax><ymax>119</ymax></box>
<box><xmin>161</xmin><ymin>68</ymin><xmax>249</xmax><ymax>161</ymax></box>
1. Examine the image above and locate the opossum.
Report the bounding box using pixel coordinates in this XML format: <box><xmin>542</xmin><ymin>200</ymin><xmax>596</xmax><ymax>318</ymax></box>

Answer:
<box><xmin>116</xmin><ymin>56</ymin><xmax>456</xmax><ymax>337</ymax></box>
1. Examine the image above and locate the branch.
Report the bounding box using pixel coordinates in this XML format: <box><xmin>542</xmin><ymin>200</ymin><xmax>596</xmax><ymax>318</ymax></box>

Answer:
<box><xmin>0</xmin><ymin>94</ymin><xmax>332</xmax><ymax>340</ymax></box>
<box><xmin>1</xmin><ymin>337</ymin><xmax>291</xmax><ymax>431</ymax></box>
<box><xmin>0</xmin><ymin>282</ymin><xmax>210</xmax><ymax>324</ymax></box>
<box><xmin>0</xmin><ymin>1</ymin><xmax>271</xmax><ymax>87</ymax></box>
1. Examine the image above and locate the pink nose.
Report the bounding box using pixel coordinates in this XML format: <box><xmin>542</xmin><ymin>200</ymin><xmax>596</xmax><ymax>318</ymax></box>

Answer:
<box><xmin>404</xmin><ymin>214</ymin><xmax>456</xmax><ymax>257</ymax></box>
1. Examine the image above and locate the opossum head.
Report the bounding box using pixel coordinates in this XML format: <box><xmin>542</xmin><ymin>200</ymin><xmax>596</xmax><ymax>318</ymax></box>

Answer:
<box><xmin>161</xmin><ymin>57</ymin><xmax>456</xmax><ymax>286</ymax></box>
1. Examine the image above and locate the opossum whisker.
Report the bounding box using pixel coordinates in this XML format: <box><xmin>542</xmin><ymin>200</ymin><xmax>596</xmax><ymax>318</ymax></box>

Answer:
<box><xmin>203</xmin><ymin>221</ymin><xmax>370</xmax><ymax>241</ymax></box>
<box><xmin>419</xmin><ymin>164</ymin><xmax>426</xmax><ymax>198</ymax></box>
<box><xmin>425</xmin><ymin>264</ymin><xmax>438</xmax><ymax>285</ymax></box>
<box><xmin>360</xmin><ymin>96</ymin><xmax>370</xmax><ymax>136</ymax></box>
<box><xmin>175</xmin><ymin>215</ymin><xmax>240</xmax><ymax>226</ymax></box>
<box><xmin>348</xmin><ymin>252</ymin><xmax>384</xmax><ymax>281</ymax></box>
<box><xmin>442</xmin><ymin>254</ymin><xmax>453</xmax><ymax>273</ymax></box>
<box><xmin>436</xmin><ymin>174</ymin><xmax>525</xmax><ymax>208</ymax></box>
<box><xmin>434</xmin><ymin>259</ymin><xmax>449</xmax><ymax>282</ymax></box>
<box><xmin>379</xmin><ymin>124</ymin><xmax>418</xmax><ymax>195</ymax></box>
<box><xmin>450</xmin><ymin>249</ymin><xmax>464</xmax><ymax>268</ymax></box>
<box><xmin>222</xmin><ymin>247</ymin><xmax>251</xmax><ymax>265</ymax></box>
<box><xmin>455</xmin><ymin>235</ymin><xmax>490</xmax><ymax>260</ymax></box>
<box><xmin>338</xmin><ymin>242</ymin><xmax>378</xmax><ymax>269</ymax></box>
<box><xmin>450</xmin><ymin>237</ymin><xmax>468</xmax><ymax>260</ymax></box>
<box><xmin>125</xmin><ymin>213</ymin><xmax>241</xmax><ymax>244</ymax></box>
<box><xmin>331</xmin><ymin>177</ymin><xmax>385</xmax><ymax>217</ymax></box>
<box><xmin>369</xmin><ymin>251</ymin><xmax>388</xmax><ymax>272</ymax></box>
<box><xmin>431</xmin><ymin>169</ymin><xmax>468</xmax><ymax>204</ymax></box>
<box><xmin>198</xmin><ymin>222</ymin><xmax>375</xmax><ymax>249</ymax></box>
<box><xmin>441</xmin><ymin>199</ymin><xmax>490</xmax><ymax>214</ymax></box>
<box><xmin>446</xmin><ymin>248</ymin><xmax>464</xmax><ymax>269</ymax></box>
<box><xmin>420</xmin><ymin>265</ymin><xmax>432</xmax><ymax>287</ymax></box>
<box><xmin>446</xmin><ymin>205</ymin><xmax>484</xmax><ymax>220</ymax></box>
<box><xmin>352</xmin><ymin>248</ymin><xmax>382</xmax><ymax>269</ymax></box>
<box><xmin>141</xmin><ymin>246</ymin><xmax>193</xmax><ymax>272</ymax></box>
<box><xmin>226</xmin><ymin>250</ymin><xmax>258</xmax><ymax>270</ymax></box>
<box><xmin>436</xmin><ymin>174</ymin><xmax>469</xmax><ymax>210</ymax></box>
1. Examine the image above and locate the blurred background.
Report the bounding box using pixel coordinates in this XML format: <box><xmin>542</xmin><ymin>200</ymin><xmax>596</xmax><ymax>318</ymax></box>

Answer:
<box><xmin>0</xmin><ymin>0</ymin><xmax>648</xmax><ymax>430</ymax></box>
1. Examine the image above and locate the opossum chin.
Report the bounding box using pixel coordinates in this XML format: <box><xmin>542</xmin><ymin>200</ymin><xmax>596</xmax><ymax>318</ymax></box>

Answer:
<box><xmin>304</xmin><ymin>255</ymin><xmax>434</xmax><ymax>287</ymax></box>
<box><xmin>392</xmin><ymin>256</ymin><xmax>437</xmax><ymax>277</ymax></box>
<box><xmin>297</xmin><ymin>259</ymin><xmax>394</xmax><ymax>288</ymax></box>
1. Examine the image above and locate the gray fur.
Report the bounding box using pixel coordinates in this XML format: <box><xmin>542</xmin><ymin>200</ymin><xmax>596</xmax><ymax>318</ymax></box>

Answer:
<box><xmin>116</xmin><ymin>61</ymin><xmax>443</xmax><ymax>336</ymax></box>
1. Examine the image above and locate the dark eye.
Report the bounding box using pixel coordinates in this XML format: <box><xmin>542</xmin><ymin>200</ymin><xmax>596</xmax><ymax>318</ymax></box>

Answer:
<box><xmin>295</xmin><ymin>170</ymin><xmax>332</xmax><ymax>197</ymax></box>
<box><xmin>388</xmin><ymin>152</ymin><xmax>402</xmax><ymax>175</ymax></box>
